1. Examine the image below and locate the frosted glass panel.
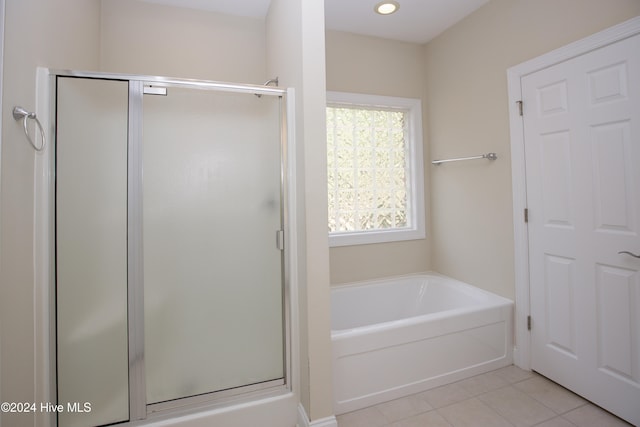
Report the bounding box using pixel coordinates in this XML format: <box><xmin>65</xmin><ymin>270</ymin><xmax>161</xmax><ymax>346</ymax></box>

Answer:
<box><xmin>143</xmin><ymin>87</ymin><xmax>284</xmax><ymax>404</ymax></box>
<box><xmin>56</xmin><ymin>77</ymin><xmax>130</xmax><ymax>426</ymax></box>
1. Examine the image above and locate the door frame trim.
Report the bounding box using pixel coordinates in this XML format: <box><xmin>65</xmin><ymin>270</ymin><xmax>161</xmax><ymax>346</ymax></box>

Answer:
<box><xmin>506</xmin><ymin>15</ymin><xmax>640</xmax><ymax>370</ymax></box>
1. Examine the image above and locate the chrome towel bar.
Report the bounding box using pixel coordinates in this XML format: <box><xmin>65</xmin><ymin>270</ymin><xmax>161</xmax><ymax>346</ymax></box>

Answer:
<box><xmin>431</xmin><ymin>153</ymin><xmax>498</xmax><ymax>166</ymax></box>
<box><xmin>13</xmin><ymin>106</ymin><xmax>46</xmax><ymax>152</ymax></box>
<box><xmin>432</xmin><ymin>152</ymin><xmax>497</xmax><ymax>166</ymax></box>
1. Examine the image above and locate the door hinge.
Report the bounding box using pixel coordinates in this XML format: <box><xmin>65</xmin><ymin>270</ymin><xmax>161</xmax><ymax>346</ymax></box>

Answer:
<box><xmin>516</xmin><ymin>100</ymin><xmax>523</xmax><ymax>116</ymax></box>
<box><xmin>276</xmin><ymin>230</ymin><xmax>285</xmax><ymax>251</ymax></box>
<box><xmin>527</xmin><ymin>315</ymin><xmax>532</xmax><ymax>331</ymax></box>
<box><xmin>524</xmin><ymin>208</ymin><xmax>529</xmax><ymax>223</ymax></box>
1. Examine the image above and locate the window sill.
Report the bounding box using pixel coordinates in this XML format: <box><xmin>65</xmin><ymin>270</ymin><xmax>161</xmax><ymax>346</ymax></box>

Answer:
<box><xmin>329</xmin><ymin>227</ymin><xmax>425</xmax><ymax>247</ymax></box>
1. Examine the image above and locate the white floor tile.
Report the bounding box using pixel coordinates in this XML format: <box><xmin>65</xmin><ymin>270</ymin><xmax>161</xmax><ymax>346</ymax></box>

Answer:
<box><xmin>477</xmin><ymin>385</ymin><xmax>556</xmax><ymax>427</ymax></box>
<box><xmin>437</xmin><ymin>397</ymin><xmax>512</xmax><ymax>427</ymax></box>
<box><xmin>418</xmin><ymin>382</ymin><xmax>473</xmax><ymax>409</ymax></box>
<box><xmin>534</xmin><ymin>417</ymin><xmax>577</xmax><ymax>427</ymax></box>
<box><xmin>513</xmin><ymin>375</ymin><xmax>586</xmax><ymax>414</ymax></box>
<box><xmin>335</xmin><ymin>366</ymin><xmax>632</xmax><ymax>427</ymax></box>
<box><xmin>492</xmin><ymin>365</ymin><xmax>535</xmax><ymax>384</ymax></box>
<box><xmin>375</xmin><ymin>394</ymin><xmax>433</xmax><ymax>422</ymax></box>
<box><xmin>456</xmin><ymin>371</ymin><xmax>509</xmax><ymax>396</ymax></box>
<box><xmin>562</xmin><ymin>403</ymin><xmax>633</xmax><ymax>427</ymax></box>
<box><xmin>336</xmin><ymin>406</ymin><xmax>388</xmax><ymax>427</ymax></box>
<box><xmin>389</xmin><ymin>410</ymin><xmax>452</xmax><ymax>427</ymax></box>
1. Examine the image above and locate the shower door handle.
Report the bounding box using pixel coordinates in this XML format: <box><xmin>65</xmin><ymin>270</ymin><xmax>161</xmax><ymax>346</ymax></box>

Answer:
<box><xmin>618</xmin><ymin>251</ymin><xmax>640</xmax><ymax>259</ymax></box>
<box><xmin>276</xmin><ymin>230</ymin><xmax>285</xmax><ymax>251</ymax></box>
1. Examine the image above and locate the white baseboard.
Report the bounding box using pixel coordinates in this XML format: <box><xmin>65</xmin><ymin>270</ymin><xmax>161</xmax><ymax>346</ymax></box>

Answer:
<box><xmin>297</xmin><ymin>403</ymin><xmax>337</xmax><ymax>427</ymax></box>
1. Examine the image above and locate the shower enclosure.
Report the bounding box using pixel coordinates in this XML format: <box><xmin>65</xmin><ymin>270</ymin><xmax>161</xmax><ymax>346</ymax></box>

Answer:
<box><xmin>52</xmin><ymin>72</ymin><xmax>292</xmax><ymax>427</ymax></box>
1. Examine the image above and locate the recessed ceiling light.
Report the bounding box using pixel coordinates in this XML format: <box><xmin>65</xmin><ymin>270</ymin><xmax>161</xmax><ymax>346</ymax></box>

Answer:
<box><xmin>374</xmin><ymin>1</ymin><xmax>400</xmax><ymax>15</ymax></box>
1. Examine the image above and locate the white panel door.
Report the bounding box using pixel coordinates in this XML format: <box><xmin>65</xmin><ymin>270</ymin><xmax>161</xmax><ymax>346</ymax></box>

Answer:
<box><xmin>523</xmin><ymin>33</ymin><xmax>640</xmax><ymax>425</ymax></box>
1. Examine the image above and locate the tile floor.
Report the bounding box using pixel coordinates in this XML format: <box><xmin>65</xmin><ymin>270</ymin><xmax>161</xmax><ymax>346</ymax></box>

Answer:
<box><xmin>335</xmin><ymin>365</ymin><xmax>633</xmax><ymax>427</ymax></box>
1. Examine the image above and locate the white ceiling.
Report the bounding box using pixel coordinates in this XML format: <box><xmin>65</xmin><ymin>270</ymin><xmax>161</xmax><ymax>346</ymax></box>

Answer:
<box><xmin>139</xmin><ymin>0</ymin><xmax>489</xmax><ymax>44</ymax></box>
<box><xmin>324</xmin><ymin>0</ymin><xmax>489</xmax><ymax>44</ymax></box>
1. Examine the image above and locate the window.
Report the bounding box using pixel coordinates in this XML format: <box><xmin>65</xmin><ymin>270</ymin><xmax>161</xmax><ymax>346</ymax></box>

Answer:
<box><xmin>327</xmin><ymin>92</ymin><xmax>425</xmax><ymax>247</ymax></box>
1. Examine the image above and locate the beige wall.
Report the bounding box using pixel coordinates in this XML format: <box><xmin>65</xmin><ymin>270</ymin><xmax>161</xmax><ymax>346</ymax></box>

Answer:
<box><xmin>325</xmin><ymin>31</ymin><xmax>431</xmax><ymax>285</ymax></box>
<box><xmin>100</xmin><ymin>0</ymin><xmax>266</xmax><ymax>83</ymax></box>
<box><xmin>267</xmin><ymin>0</ymin><xmax>333</xmax><ymax>420</ymax></box>
<box><xmin>266</xmin><ymin>0</ymin><xmax>311</xmax><ymax>415</ymax></box>
<box><xmin>298</xmin><ymin>0</ymin><xmax>333</xmax><ymax>418</ymax></box>
<box><xmin>0</xmin><ymin>0</ymin><xmax>101</xmax><ymax>424</ymax></box>
<box><xmin>425</xmin><ymin>0</ymin><xmax>640</xmax><ymax>299</ymax></box>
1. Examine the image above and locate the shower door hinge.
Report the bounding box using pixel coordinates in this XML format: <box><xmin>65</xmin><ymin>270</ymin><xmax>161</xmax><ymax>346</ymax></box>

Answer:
<box><xmin>276</xmin><ymin>230</ymin><xmax>285</xmax><ymax>251</ymax></box>
<box><xmin>524</xmin><ymin>208</ymin><xmax>529</xmax><ymax>223</ymax></box>
<box><xmin>517</xmin><ymin>100</ymin><xmax>523</xmax><ymax>116</ymax></box>
<box><xmin>527</xmin><ymin>315</ymin><xmax>532</xmax><ymax>331</ymax></box>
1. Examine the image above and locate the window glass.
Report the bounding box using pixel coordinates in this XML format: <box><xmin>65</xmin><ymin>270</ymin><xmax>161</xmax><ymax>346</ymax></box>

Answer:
<box><xmin>327</xmin><ymin>92</ymin><xmax>425</xmax><ymax>247</ymax></box>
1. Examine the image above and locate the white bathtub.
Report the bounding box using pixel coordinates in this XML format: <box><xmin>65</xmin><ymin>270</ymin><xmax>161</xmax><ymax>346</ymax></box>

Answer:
<box><xmin>331</xmin><ymin>273</ymin><xmax>513</xmax><ymax>415</ymax></box>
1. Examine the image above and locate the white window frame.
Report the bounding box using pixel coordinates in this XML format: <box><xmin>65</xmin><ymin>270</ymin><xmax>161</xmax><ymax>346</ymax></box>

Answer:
<box><xmin>327</xmin><ymin>91</ymin><xmax>425</xmax><ymax>247</ymax></box>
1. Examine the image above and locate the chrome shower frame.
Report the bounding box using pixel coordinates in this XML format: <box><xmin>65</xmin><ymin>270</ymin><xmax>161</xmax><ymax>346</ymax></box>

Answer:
<box><xmin>38</xmin><ymin>69</ymin><xmax>297</xmax><ymax>426</ymax></box>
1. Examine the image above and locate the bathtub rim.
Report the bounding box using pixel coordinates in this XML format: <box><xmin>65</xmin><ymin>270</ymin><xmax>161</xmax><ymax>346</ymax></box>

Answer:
<box><xmin>331</xmin><ymin>271</ymin><xmax>512</xmax><ymax>303</ymax></box>
<box><xmin>331</xmin><ymin>271</ymin><xmax>514</xmax><ymax>337</ymax></box>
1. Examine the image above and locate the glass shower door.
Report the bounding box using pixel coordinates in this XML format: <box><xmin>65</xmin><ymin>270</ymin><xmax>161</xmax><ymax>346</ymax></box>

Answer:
<box><xmin>56</xmin><ymin>77</ymin><xmax>130</xmax><ymax>427</ymax></box>
<box><xmin>142</xmin><ymin>86</ymin><xmax>285</xmax><ymax>404</ymax></box>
